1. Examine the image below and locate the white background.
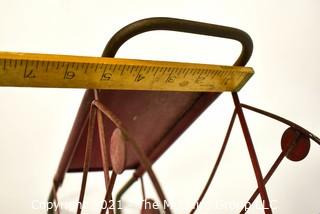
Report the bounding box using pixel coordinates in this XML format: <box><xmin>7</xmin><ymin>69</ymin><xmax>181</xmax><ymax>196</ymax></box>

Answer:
<box><xmin>0</xmin><ymin>0</ymin><xmax>319</xmax><ymax>213</ymax></box>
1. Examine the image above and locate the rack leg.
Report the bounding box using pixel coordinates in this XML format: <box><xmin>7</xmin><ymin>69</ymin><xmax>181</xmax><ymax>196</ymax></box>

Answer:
<box><xmin>232</xmin><ymin>92</ymin><xmax>272</xmax><ymax>214</ymax></box>
<box><xmin>76</xmin><ymin>105</ymin><xmax>97</xmax><ymax>214</ymax></box>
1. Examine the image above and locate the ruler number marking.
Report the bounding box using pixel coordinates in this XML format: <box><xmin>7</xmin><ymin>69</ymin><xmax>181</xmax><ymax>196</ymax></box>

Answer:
<box><xmin>24</xmin><ymin>61</ymin><xmax>36</xmax><ymax>79</ymax></box>
<box><xmin>135</xmin><ymin>66</ymin><xmax>145</xmax><ymax>82</ymax></box>
<box><xmin>166</xmin><ymin>68</ymin><xmax>177</xmax><ymax>83</ymax></box>
<box><xmin>64</xmin><ymin>64</ymin><xmax>75</xmax><ymax>80</ymax></box>
<box><xmin>101</xmin><ymin>64</ymin><xmax>112</xmax><ymax>81</ymax></box>
<box><xmin>195</xmin><ymin>70</ymin><xmax>206</xmax><ymax>84</ymax></box>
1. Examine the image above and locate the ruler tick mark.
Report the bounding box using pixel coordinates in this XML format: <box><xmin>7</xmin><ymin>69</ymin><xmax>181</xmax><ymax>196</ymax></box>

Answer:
<box><xmin>112</xmin><ymin>64</ymin><xmax>117</xmax><ymax>73</ymax></box>
<box><xmin>120</xmin><ymin>65</ymin><xmax>126</xmax><ymax>75</ymax></box>
<box><xmin>3</xmin><ymin>59</ymin><xmax>6</xmax><ymax>71</ymax></box>
<box><xmin>84</xmin><ymin>64</ymin><xmax>89</xmax><ymax>73</ymax></box>
<box><xmin>45</xmin><ymin>62</ymin><xmax>49</xmax><ymax>72</ymax></box>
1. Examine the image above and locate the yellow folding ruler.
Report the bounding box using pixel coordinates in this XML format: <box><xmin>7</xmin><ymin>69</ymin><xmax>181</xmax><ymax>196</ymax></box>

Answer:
<box><xmin>0</xmin><ymin>52</ymin><xmax>253</xmax><ymax>92</ymax></box>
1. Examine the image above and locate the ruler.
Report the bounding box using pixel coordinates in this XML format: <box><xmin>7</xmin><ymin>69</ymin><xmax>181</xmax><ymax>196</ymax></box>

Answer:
<box><xmin>0</xmin><ymin>51</ymin><xmax>253</xmax><ymax>92</ymax></box>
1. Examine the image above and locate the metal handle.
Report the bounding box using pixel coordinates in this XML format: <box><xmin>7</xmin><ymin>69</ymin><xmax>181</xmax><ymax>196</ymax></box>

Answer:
<box><xmin>102</xmin><ymin>17</ymin><xmax>253</xmax><ymax>66</ymax></box>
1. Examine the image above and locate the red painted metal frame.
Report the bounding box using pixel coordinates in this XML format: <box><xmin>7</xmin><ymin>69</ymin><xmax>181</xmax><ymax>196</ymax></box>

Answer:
<box><xmin>45</xmin><ymin>17</ymin><xmax>320</xmax><ymax>214</ymax></box>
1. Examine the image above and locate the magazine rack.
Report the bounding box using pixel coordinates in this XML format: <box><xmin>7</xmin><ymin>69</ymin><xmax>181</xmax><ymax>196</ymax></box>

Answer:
<box><xmin>48</xmin><ymin>17</ymin><xmax>320</xmax><ymax>214</ymax></box>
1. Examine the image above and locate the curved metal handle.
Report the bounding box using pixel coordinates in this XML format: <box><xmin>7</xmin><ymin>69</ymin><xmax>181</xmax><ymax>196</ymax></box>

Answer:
<box><xmin>102</xmin><ymin>17</ymin><xmax>253</xmax><ymax>66</ymax></box>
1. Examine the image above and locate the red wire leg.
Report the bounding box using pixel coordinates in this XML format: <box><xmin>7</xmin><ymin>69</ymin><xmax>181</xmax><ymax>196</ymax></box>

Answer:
<box><xmin>189</xmin><ymin>110</ymin><xmax>236</xmax><ymax>214</ymax></box>
<box><xmin>94</xmin><ymin>90</ymin><xmax>111</xmax><ymax>187</ymax></box>
<box><xmin>76</xmin><ymin>104</ymin><xmax>97</xmax><ymax>214</ymax></box>
<box><xmin>100</xmin><ymin>171</ymin><xmax>117</xmax><ymax>214</ymax></box>
<box><xmin>232</xmin><ymin>92</ymin><xmax>272</xmax><ymax>214</ymax></box>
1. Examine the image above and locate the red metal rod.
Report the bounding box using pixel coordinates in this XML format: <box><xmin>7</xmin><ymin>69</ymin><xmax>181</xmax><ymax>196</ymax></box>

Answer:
<box><xmin>140</xmin><ymin>176</ymin><xmax>146</xmax><ymax>200</ymax></box>
<box><xmin>94</xmin><ymin>90</ymin><xmax>115</xmax><ymax>214</ymax></box>
<box><xmin>232</xmin><ymin>92</ymin><xmax>272</xmax><ymax>214</ymax></box>
<box><xmin>190</xmin><ymin>110</ymin><xmax>236</xmax><ymax>214</ymax></box>
<box><xmin>94</xmin><ymin>90</ymin><xmax>111</xmax><ymax>187</ymax></box>
<box><xmin>53</xmin><ymin>112</ymin><xmax>89</xmax><ymax>186</ymax></box>
<box><xmin>51</xmin><ymin>183</ymin><xmax>61</xmax><ymax>214</ymax></box>
<box><xmin>76</xmin><ymin>105</ymin><xmax>96</xmax><ymax>214</ymax></box>
<box><xmin>101</xmin><ymin>171</ymin><xmax>117</xmax><ymax>214</ymax></box>
<box><xmin>241</xmin><ymin>104</ymin><xmax>320</xmax><ymax>145</ymax></box>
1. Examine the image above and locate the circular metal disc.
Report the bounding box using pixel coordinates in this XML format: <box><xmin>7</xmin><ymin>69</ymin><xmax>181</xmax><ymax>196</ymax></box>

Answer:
<box><xmin>110</xmin><ymin>128</ymin><xmax>127</xmax><ymax>174</ymax></box>
<box><xmin>281</xmin><ymin>127</ymin><xmax>310</xmax><ymax>161</ymax></box>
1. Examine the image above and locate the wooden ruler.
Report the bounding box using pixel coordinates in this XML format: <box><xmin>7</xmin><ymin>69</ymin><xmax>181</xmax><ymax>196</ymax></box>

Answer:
<box><xmin>0</xmin><ymin>51</ymin><xmax>253</xmax><ymax>92</ymax></box>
